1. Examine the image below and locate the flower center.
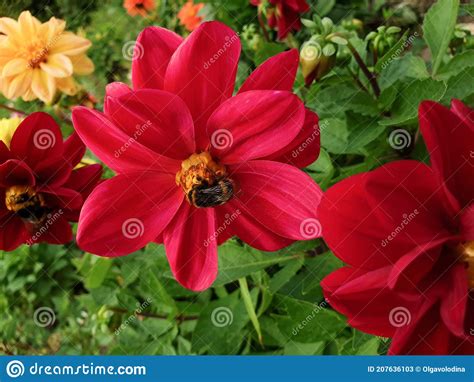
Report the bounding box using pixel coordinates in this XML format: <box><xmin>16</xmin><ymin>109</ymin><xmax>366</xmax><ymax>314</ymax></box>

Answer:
<box><xmin>5</xmin><ymin>185</ymin><xmax>48</xmax><ymax>224</ymax></box>
<box><xmin>457</xmin><ymin>241</ymin><xmax>474</xmax><ymax>289</ymax></box>
<box><xmin>176</xmin><ymin>152</ymin><xmax>234</xmax><ymax>208</ymax></box>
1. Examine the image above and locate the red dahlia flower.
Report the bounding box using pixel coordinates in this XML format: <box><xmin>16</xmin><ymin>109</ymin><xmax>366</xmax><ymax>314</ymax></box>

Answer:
<box><xmin>0</xmin><ymin>112</ymin><xmax>102</xmax><ymax>250</ymax></box>
<box><xmin>72</xmin><ymin>21</ymin><xmax>322</xmax><ymax>291</ymax></box>
<box><xmin>251</xmin><ymin>0</ymin><xmax>310</xmax><ymax>40</ymax></box>
<box><xmin>320</xmin><ymin>100</ymin><xmax>474</xmax><ymax>354</ymax></box>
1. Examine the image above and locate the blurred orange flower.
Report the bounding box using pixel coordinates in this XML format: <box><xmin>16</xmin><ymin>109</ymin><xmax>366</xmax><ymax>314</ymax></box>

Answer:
<box><xmin>124</xmin><ymin>0</ymin><xmax>156</xmax><ymax>17</ymax></box>
<box><xmin>0</xmin><ymin>11</ymin><xmax>93</xmax><ymax>104</ymax></box>
<box><xmin>178</xmin><ymin>1</ymin><xmax>205</xmax><ymax>31</ymax></box>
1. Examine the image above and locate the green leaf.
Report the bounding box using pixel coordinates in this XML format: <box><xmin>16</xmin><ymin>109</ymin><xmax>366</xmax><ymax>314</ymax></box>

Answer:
<box><xmin>284</xmin><ymin>341</ymin><xmax>325</xmax><ymax>355</ymax></box>
<box><xmin>85</xmin><ymin>257</ymin><xmax>112</xmax><ymax>289</ymax></box>
<box><xmin>239</xmin><ymin>277</ymin><xmax>262</xmax><ymax>344</ymax></box>
<box><xmin>273</xmin><ymin>294</ymin><xmax>347</xmax><ymax>343</ymax></box>
<box><xmin>379</xmin><ymin>53</ymin><xmax>429</xmax><ymax>90</ymax></box>
<box><xmin>268</xmin><ymin>256</ymin><xmax>305</xmax><ymax>293</ymax></box>
<box><xmin>140</xmin><ymin>269</ymin><xmax>178</xmax><ymax>317</ymax></box>
<box><xmin>422</xmin><ymin>0</ymin><xmax>460</xmax><ymax>76</ymax></box>
<box><xmin>375</xmin><ymin>31</ymin><xmax>409</xmax><ymax>73</ymax></box>
<box><xmin>442</xmin><ymin>66</ymin><xmax>474</xmax><ymax>101</ymax></box>
<box><xmin>437</xmin><ymin>50</ymin><xmax>474</xmax><ymax>80</ymax></box>
<box><xmin>380</xmin><ymin>79</ymin><xmax>447</xmax><ymax>126</ymax></box>
<box><xmin>316</xmin><ymin>0</ymin><xmax>336</xmax><ymax>16</ymax></box>
<box><xmin>214</xmin><ymin>241</ymin><xmax>303</xmax><ymax>286</ymax></box>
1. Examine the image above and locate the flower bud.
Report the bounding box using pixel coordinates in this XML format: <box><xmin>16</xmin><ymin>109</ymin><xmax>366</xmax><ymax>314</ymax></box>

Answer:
<box><xmin>300</xmin><ymin>41</ymin><xmax>335</xmax><ymax>85</ymax></box>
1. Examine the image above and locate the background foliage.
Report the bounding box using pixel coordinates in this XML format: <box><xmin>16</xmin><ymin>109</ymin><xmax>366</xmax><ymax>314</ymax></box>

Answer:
<box><xmin>0</xmin><ymin>0</ymin><xmax>473</xmax><ymax>355</ymax></box>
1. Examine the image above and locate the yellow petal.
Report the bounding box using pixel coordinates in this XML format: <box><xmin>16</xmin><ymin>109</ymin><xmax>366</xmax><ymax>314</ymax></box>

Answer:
<box><xmin>4</xmin><ymin>71</ymin><xmax>33</xmax><ymax>99</ymax></box>
<box><xmin>18</xmin><ymin>11</ymin><xmax>40</xmax><ymax>36</ymax></box>
<box><xmin>32</xmin><ymin>69</ymin><xmax>56</xmax><ymax>103</ymax></box>
<box><xmin>0</xmin><ymin>117</ymin><xmax>23</xmax><ymax>147</ymax></box>
<box><xmin>56</xmin><ymin>76</ymin><xmax>79</xmax><ymax>96</ymax></box>
<box><xmin>70</xmin><ymin>54</ymin><xmax>94</xmax><ymax>75</ymax></box>
<box><xmin>40</xmin><ymin>54</ymin><xmax>73</xmax><ymax>78</ymax></box>
<box><xmin>0</xmin><ymin>17</ymin><xmax>19</xmax><ymax>37</ymax></box>
<box><xmin>50</xmin><ymin>32</ymin><xmax>91</xmax><ymax>56</ymax></box>
<box><xmin>22</xmin><ymin>88</ymin><xmax>36</xmax><ymax>101</ymax></box>
<box><xmin>2</xmin><ymin>58</ymin><xmax>29</xmax><ymax>77</ymax></box>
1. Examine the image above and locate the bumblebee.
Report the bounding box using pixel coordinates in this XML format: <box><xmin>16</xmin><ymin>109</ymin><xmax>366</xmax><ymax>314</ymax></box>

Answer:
<box><xmin>5</xmin><ymin>185</ymin><xmax>49</xmax><ymax>224</ymax></box>
<box><xmin>188</xmin><ymin>178</ymin><xmax>234</xmax><ymax>208</ymax></box>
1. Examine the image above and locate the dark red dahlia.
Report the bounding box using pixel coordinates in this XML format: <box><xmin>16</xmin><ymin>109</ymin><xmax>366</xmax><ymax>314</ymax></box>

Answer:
<box><xmin>0</xmin><ymin>112</ymin><xmax>102</xmax><ymax>250</ymax></box>
<box><xmin>320</xmin><ymin>100</ymin><xmax>474</xmax><ymax>355</ymax></box>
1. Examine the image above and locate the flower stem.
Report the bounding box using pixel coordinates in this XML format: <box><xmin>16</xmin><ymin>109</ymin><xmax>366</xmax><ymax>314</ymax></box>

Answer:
<box><xmin>0</xmin><ymin>104</ymin><xmax>27</xmax><ymax>116</ymax></box>
<box><xmin>257</xmin><ymin>10</ymin><xmax>270</xmax><ymax>42</ymax></box>
<box><xmin>347</xmin><ymin>42</ymin><xmax>381</xmax><ymax>98</ymax></box>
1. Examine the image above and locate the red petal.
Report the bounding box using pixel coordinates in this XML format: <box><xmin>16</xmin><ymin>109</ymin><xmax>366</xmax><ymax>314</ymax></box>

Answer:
<box><xmin>322</xmin><ymin>266</ymin><xmax>404</xmax><ymax>337</ymax></box>
<box><xmin>208</xmin><ymin>90</ymin><xmax>305</xmax><ymax>164</ymax></box>
<box><xmin>263</xmin><ymin>108</ymin><xmax>320</xmax><ymax>168</ymax></box>
<box><xmin>164</xmin><ymin>21</ymin><xmax>241</xmax><ymax>150</ymax></box>
<box><xmin>105</xmin><ymin>89</ymin><xmax>195</xmax><ymax>159</ymax></box>
<box><xmin>0</xmin><ymin>214</ymin><xmax>28</xmax><ymax>250</ymax></box>
<box><xmin>72</xmin><ymin>107</ymin><xmax>180</xmax><ymax>174</ymax></box>
<box><xmin>27</xmin><ymin>213</ymin><xmax>73</xmax><ymax>245</ymax></box>
<box><xmin>0</xmin><ymin>159</ymin><xmax>35</xmax><ymax>187</ymax></box>
<box><xmin>228</xmin><ymin>160</ymin><xmax>322</xmax><ymax>240</ymax></box>
<box><xmin>65</xmin><ymin>164</ymin><xmax>103</xmax><ymax>200</ymax></box>
<box><xmin>214</xmin><ymin>200</ymin><xmax>294</xmax><ymax>251</ymax></box>
<box><xmin>319</xmin><ymin>160</ymin><xmax>456</xmax><ymax>270</ymax></box>
<box><xmin>238</xmin><ymin>49</ymin><xmax>298</xmax><ymax>93</ymax></box>
<box><xmin>132</xmin><ymin>27</ymin><xmax>183</xmax><ymax>90</ymax></box>
<box><xmin>10</xmin><ymin>112</ymin><xmax>64</xmax><ymax>170</ymax></box>
<box><xmin>40</xmin><ymin>187</ymin><xmax>83</xmax><ymax>211</ymax></box>
<box><xmin>104</xmin><ymin>82</ymin><xmax>132</xmax><ymax>114</ymax></box>
<box><xmin>63</xmin><ymin>132</ymin><xmax>86</xmax><ymax>168</ymax></box>
<box><xmin>77</xmin><ymin>172</ymin><xmax>183</xmax><ymax>257</ymax></box>
<box><xmin>163</xmin><ymin>202</ymin><xmax>218</xmax><ymax>291</ymax></box>
<box><xmin>419</xmin><ymin>101</ymin><xmax>474</xmax><ymax>207</ymax></box>
<box><xmin>451</xmin><ymin>99</ymin><xmax>474</xmax><ymax>130</ymax></box>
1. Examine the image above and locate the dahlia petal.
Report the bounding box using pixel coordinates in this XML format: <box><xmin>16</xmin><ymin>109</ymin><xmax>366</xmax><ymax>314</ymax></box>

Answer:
<box><xmin>164</xmin><ymin>21</ymin><xmax>241</xmax><ymax>149</ymax></box>
<box><xmin>104</xmin><ymin>89</ymin><xmax>195</xmax><ymax>159</ymax></box>
<box><xmin>322</xmin><ymin>266</ymin><xmax>404</xmax><ymax>337</ymax></box>
<box><xmin>163</xmin><ymin>201</ymin><xmax>218</xmax><ymax>291</ymax></box>
<box><xmin>104</xmin><ymin>82</ymin><xmax>132</xmax><ymax>114</ymax></box>
<box><xmin>419</xmin><ymin>101</ymin><xmax>474</xmax><ymax>207</ymax></box>
<box><xmin>63</xmin><ymin>132</ymin><xmax>86</xmax><ymax>167</ymax></box>
<box><xmin>40</xmin><ymin>187</ymin><xmax>83</xmax><ymax>211</ymax></box>
<box><xmin>10</xmin><ymin>112</ymin><xmax>64</xmax><ymax>170</ymax></box>
<box><xmin>77</xmin><ymin>172</ymin><xmax>183</xmax><ymax>257</ymax></box>
<box><xmin>50</xmin><ymin>32</ymin><xmax>91</xmax><ymax>56</ymax></box>
<box><xmin>132</xmin><ymin>26</ymin><xmax>183</xmax><ymax>90</ymax></box>
<box><xmin>31</xmin><ymin>68</ymin><xmax>56</xmax><ymax>103</ymax></box>
<box><xmin>440</xmin><ymin>264</ymin><xmax>469</xmax><ymax>338</ymax></box>
<box><xmin>263</xmin><ymin>108</ymin><xmax>320</xmax><ymax>168</ymax></box>
<box><xmin>27</xmin><ymin>214</ymin><xmax>73</xmax><ymax>245</ymax></box>
<box><xmin>451</xmin><ymin>99</ymin><xmax>474</xmax><ymax>130</ymax></box>
<box><xmin>65</xmin><ymin>164</ymin><xmax>103</xmax><ymax>197</ymax></box>
<box><xmin>0</xmin><ymin>213</ymin><xmax>28</xmax><ymax>251</ymax></box>
<box><xmin>319</xmin><ymin>160</ymin><xmax>456</xmax><ymax>270</ymax></box>
<box><xmin>208</xmin><ymin>90</ymin><xmax>305</xmax><ymax>164</ymax></box>
<box><xmin>71</xmin><ymin>107</ymin><xmax>180</xmax><ymax>174</ymax></box>
<box><xmin>228</xmin><ymin>160</ymin><xmax>322</xmax><ymax>240</ymax></box>
<box><xmin>214</xmin><ymin>200</ymin><xmax>294</xmax><ymax>251</ymax></box>
<box><xmin>2</xmin><ymin>58</ymin><xmax>28</xmax><ymax>77</ymax></box>
<box><xmin>70</xmin><ymin>54</ymin><xmax>94</xmax><ymax>75</ymax></box>
<box><xmin>4</xmin><ymin>71</ymin><xmax>32</xmax><ymax>99</ymax></box>
<box><xmin>460</xmin><ymin>204</ymin><xmax>474</xmax><ymax>241</ymax></box>
<box><xmin>40</xmin><ymin>54</ymin><xmax>73</xmax><ymax>78</ymax></box>
<box><xmin>238</xmin><ymin>49</ymin><xmax>299</xmax><ymax>93</ymax></box>
<box><xmin>0</xmin><ymin>159</ymin><xmax>35</xmax><ymax>187</ymax></box>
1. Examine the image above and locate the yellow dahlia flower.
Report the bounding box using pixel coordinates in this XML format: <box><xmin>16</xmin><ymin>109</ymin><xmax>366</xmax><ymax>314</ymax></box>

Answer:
<box><xmin>0</xmin><ymin>117</ymin><xmax>22</xmax><ymax>147</ymax></box>
<box><xmin>0</xmin><ymin>11</ymin><xmax>94</xmax><ymax>104</ymax></box>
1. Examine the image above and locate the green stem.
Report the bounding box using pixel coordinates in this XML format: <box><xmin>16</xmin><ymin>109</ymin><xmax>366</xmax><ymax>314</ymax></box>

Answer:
<box><xmin>347</xmin><ymin>42</ymin><xmax>381</xmax><ymax>98</ymax></box>
<box><xmin>239</xmin><ymin>277</ymin><xmax>263</xmax><ymax>345</ymax></box>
